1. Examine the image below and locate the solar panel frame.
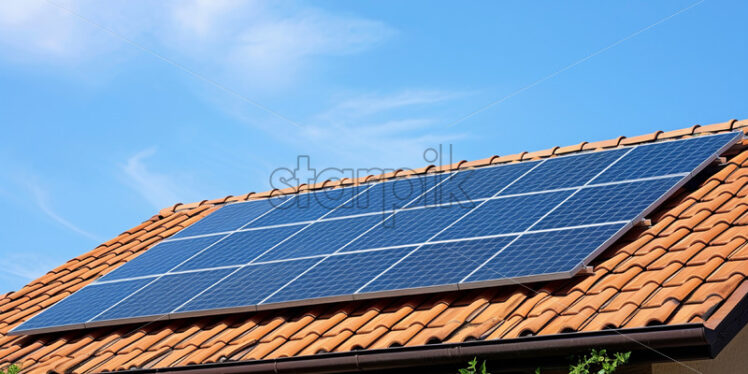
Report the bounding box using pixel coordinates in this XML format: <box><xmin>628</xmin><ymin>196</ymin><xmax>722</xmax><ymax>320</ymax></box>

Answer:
<box><xmin>10</xmin><ymin>131</ymin><xmax>742</xmax><ymax>335</ymax></box>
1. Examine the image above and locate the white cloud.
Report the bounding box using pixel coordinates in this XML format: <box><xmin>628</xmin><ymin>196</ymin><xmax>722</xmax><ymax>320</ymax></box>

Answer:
<box><xmin>121</xmin><ymin>147</ymin><xmax>199</xmax><ymax>210</ymax></box>
<box><xmin>296</xmin><ymin>90</ymin><xmax>467</xmax><ymax>167</ymax></box>
<box><xmin>168</xmin><ymin>1</ymin><xmax>395</xmax><ymax>87</ymax></box>
<box><xmin>0</xmin><ymin>0</ymin><xmax>81</xmax><ymax>59</ymax></box>
<box><xmin>0</xmin><ymin>0</ymin><xmax>394</xmax><ymax>87</ymax></box>
<box><xmin>0</xmin><ymin>252</ymin><xmax>61</xmax><ymax>282</ymax></box>
<box><xmin>27</xmin><ymin>182</ymin><xmax>103</xmax><ymax>242</ymax></box>
<box><xmin>319</xmin><ymin>90</ymin><xmax>463</xmax><ymax>121</ymax></box>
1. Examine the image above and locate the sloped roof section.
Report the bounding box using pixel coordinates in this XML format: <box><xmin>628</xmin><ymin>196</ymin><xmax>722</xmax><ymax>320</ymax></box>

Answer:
<box><xmin>1</xmin><ymin>119</ymin><xmax>748</xmax><ymax>373</ymax></box>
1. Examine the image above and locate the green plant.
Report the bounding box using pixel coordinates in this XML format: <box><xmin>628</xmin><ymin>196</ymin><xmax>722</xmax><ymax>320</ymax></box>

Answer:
<box><xmin>1</xmin><ymin>364</ymin><xmax>20</xmax><ymax>374</ymax></box>
<box><xmin>534</xmin><ymin>349</ymin><xmax>631</xmax><ymax>374</ymax></box>
<box><xmin>459</xmin><ymin>357</ymin><xmax>490</xmax><ymax>374</ymax></box>
<box><xmin>567</xmin><ymin>349</ymin><xmax>630</xmax><ymax>374</ymax></box>
<box><xmin>459</xmin><ymin>349</ymin><xmax>630</xmax><ymax>374</ymax></box>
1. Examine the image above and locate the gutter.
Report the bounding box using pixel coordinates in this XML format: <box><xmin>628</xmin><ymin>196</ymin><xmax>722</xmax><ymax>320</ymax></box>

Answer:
<box><xmin>120</xmin><ymin>324</ymin><xmax>713</xmax><ymax>374</ymax></box>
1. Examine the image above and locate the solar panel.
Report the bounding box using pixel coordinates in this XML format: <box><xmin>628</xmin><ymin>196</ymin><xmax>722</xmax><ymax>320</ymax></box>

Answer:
<box><xmin>12</xmin><ymin>131</ymin><xmax>741</xmax><ymax>335</ymax></box>
<box><xmin>170</xmin><ymin>196</ymin><xmax>289</xmax><ymax>238</ymax></box>
<box><xmin>174</xmin><ymin>225</ymin><xmax>304</xmax><ymax>271</ymax></box>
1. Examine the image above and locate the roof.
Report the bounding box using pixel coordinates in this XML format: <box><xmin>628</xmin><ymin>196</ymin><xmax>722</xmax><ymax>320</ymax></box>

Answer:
<box><xmin>2</xmin><ymin>119</ymin><xmax>748</xmax><ymax>373</ymax></box>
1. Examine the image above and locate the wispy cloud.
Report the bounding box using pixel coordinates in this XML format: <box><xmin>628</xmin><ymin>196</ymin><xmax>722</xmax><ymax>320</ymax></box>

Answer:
<box><xmin>0</xmin><ymin>252</ymin><xmax>60</xmax><ymax>282</ymax></box>
<box><xmin>0</xmin><ymin>0</ymin><xmax>394</xmax><ymax>88</ymax></box>
<box><xmin>295</xmin><ymin>90</ymin><xmax>468</xmax><ymax>167</ymax></box>
<box><xmin>167</xmin><ymin>1</ymin><xmax>395</xmax><ymax>88</ymax></box>
<box><xmin>27</xmin><ymin>182</ymin><xmax>103</xmax><ymax>242</ymax></box>
<box><xmin>319</xmin><ymin>91</ymin><xmax>462</xmax><ymax>120</ymax></box>
<box><xmin>121</xmin><ymin>147</ymin><xmax>199</xmax><ymax>210</ymax></box>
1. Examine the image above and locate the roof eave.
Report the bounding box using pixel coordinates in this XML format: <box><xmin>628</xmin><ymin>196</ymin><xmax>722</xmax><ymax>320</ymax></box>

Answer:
<box><xmin>118</xmin><ymin>324</ymin><xmax>714</xmax><ymax>374</ymax></box>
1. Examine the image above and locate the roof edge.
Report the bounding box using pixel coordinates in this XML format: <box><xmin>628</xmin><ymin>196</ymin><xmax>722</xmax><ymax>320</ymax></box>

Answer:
<box><xmin>157</xmin><ymin>119</ymin><xmax>748</xmax><ymax>217</ymax></box>
<box><xmin>118</xmin><ymin>324</ymin><xmax>712</xmax><ymax>374</ymax></box>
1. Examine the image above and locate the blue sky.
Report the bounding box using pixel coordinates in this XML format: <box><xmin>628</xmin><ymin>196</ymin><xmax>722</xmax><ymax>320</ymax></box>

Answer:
<box><xmin>0</xmin><ymin>0</ymin><xmax>746</xmax><ymax>294</ymax></box>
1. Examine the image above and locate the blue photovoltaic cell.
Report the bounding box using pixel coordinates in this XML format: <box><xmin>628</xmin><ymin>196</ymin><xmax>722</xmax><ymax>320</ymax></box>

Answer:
<box><xmin>534</xmin><ymin>177</ymin><xmax>681</xmax><ymax>230</ymax></box>
<box><xmin>94</xmin><ymin>269</ymin><xmax>233</xmax><ymax>322</ymax></box>
<box><xmin>466</xmin><ymin>224</ymin><xmax>624</xmax><ymax>282</ymax></box>
<box><xmin>15</xmin><ymin>131</ymin><xmax>740</xmax><ymax>335</ymax></box>
<box><xmin>344</xmin><ymin>204</ymin><xmax>472</xmax><ymax>251</ymax></box>
<box><xmin>174</xmin><ymin>225</ymin><xmax>305</xmax><ymax>271</ymax></box>
<box><xmin>409</xmin><ymin>161</ymin><xmax>539</xmax><ymax>207</ymax></box>
<box><xmin>435</xmin><ymin>190</ymin><xmax>572</xmax><ymax>241</ymax></box>
<box><xmin>501</xmin><ymin>148</ymin><xmax>627</xmax><ymax>195</ymax></box>
<box><xmin>361</xmin><ymin>236</ymin><xmax>516</xmax><ymax>293</ymax></box>
<box><xmin>177</xmin><ymin>259</ymin><xmax>318</xmax><ymax>313</ymax></box>
<box><xmin>256</xmin><ymin>214</ymin><xmax>383</xmax><ymax>261</ymax></box>
<box><xmin>248</xmin><ymin>186</ymin><xmax>366</xmax><ymax>227</ymax></box>
<box><xmin>265</xmin><ymin>248</ymin><xmax>412</xmax><ymax>304</ymax></box>
<box><xmin>171</xmin><ymin>197</ymin><xmax>287</xmax><ymax>238</ymax></box>
<box><xmin>593</xmin><ymin>132</ymin><xmax>740</xmax><ymax>183</ymax></box>
<box><xmin>98</xmin><ymin>235</ymin><xmax>227</xmax><ymax>281</ymax></box>
<box><xmin>329</xmin><ymin>174</ymin><xmax>446</xmax><ymax>217</ymax></box>
<box><xmin>12</xmin><ymin>279</ymin><xmax>151</xmax><ymax>332</ymax></box>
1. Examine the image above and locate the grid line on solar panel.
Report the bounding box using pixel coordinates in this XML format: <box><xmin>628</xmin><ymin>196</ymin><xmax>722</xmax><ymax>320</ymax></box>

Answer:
<box><xmin>97</xmin><ymin>151</ymin><xmax>678</xmax><ymax>289</ymax></box>
<box><xmin>457</xmin><ymin>146</ymin><xmax>636</xmax><ymax>281</ymax></box>
<box><xmin>173</xmin><ymin>225</ymin><xmax>307</xmax><ymax>271</ymax></box>
<box><xmin>96</xmin><ymin>235</ymin><xmax>229</xmax><ymax>282</ymax></box>
<box><xmin>500</xmin><ymin>148</ymin><xmax>628</xmax><ymax>195</ymax></box>
<box><xmin>464</xmin><ymin>223</ymin><xmax>625</xmax><ymax>282</ymax></box>
<box><xmin>12</xmin><ymin>132</ymin><xmax>741</xmax><ymax>335</ymax></box>
<box><xmin>92</xmin><ymin>269</ymin><xmax>235</xmax><ymax>323</ymax></box>
<box><xmin>327</xmin><ymin>173</ymin><xmax>454</xmax><ymax>218</ymax></box>
<box><xmin>170</xmin><ymin>196</ymin><xmax>292</xmax><ymax>238</ymax></box>
<box><xmin>342</xmin><ymin>203</ymin><xmax>473</xmax><ymax>251</ymax></box>
<box><xmin>175</xmin><ymin>258</ymin><xmax>320</xmax><ymax>314</ymax></box>
<box><xmin>359</xmin><ymin>237</ymin><xmax>517</xmax><ymax>293</ymax></box>
<box><xmin>14</xmin><ymin>279</ymin><xmax>152</xmax><ymax>331</ymax></box>
<box><xmin>264</xmin><ymin>247</ymin><xmax>413</xmax><ymax>304</ymax></box>
<box><xmin>433</xmin><ymin>190</ymin><xmax>573</xmax><ymax>241</ymax></box>
<box><xmin>533</xmin><ymin>176</ymin><xmax>683</xmax><ymax>230</ymax></box>
<box><xmin>90</xmin><ymin>219</ymin><xmax>634</xmax><ymax>286</ymax></box>
<box><xmin>407</xmin><ymin>161</ymin><xmax>539</xmax><ymax>207</ymax></box>
<box><xmin>591</xmin><ymin>132</ymin><xmax>741</xmax><ymax>184</ymax></box>
<box><xmin>256</xmin><ymin>214</ymin><xmax>386</xmax><ymax>261</ymax></box>
<box><xmin>247</xmin><ymin>186</ymin><xmax>368</xmax><ymax>227</ymax></box>
<box><xmin>355</xmin><ymin>158</ymin><xmax>548</xmax><ymax>293</ymax></box>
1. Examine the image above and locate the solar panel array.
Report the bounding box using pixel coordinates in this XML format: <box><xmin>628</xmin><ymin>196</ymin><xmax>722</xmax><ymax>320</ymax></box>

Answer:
<box><xmin>12</xmin><ymin>132</ymin><xmax>741</xmax><ymax>334</ymax></box>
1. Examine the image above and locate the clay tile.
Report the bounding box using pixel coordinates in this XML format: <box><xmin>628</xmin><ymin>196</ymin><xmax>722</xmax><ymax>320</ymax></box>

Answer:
<box><xmin>707</xmin><ymin>259</ymin><xmax>748</xmax><ymax>282</ymax></box>
<box><xmin>582</xmin><ymin>136</ymin><xmax>624</xmax><ymax>151</ymax></box>
<box><xmin>338</xmin><ymin>178</ymin><xmax>354</xmax><ymax>186</ymax></box>
<box><xmin>178</xmin><ymin>201</ymin><xmax>201</xmax><ymax>211</ymax></box>
<box><xmin>412</xmin><ymin>164</ymin><xmax>436</xmax><ymax>175</ymax></box>
<box><xmin>688</xmin><ymin>274</ymin><xmax>744</xmax><ymax>304</ymax></box>
<box><xmin>158</xmin><ymin>204</ymin><xmax>180</xmax><ymax>217</ymax></box>
<box><xmin>732</xmin><ymin>119</ymin><xmax>748</xmax><ymax>131</ymax></box>
<box><xmin>624</xmin><ymin>299</ymin><xmax>680</xmax><ymax>328</ymax></box>
<box><xmin>555</xmin><ymin>142</ymin><xmax>587</xmax><ymax>155</ymax></box>
<box><xmin>620</xmin><ymin>131</ymin><xmax>663</xmax><ymax>146</ymax></box>
<box><xmin>295</xmin><ymin>184</ymin><xmax>310</xmax><ymax>193</ymax></box>
<box><xmin>491</xmin><ymin>153</ymin><xmax>523</xmax><ymax>164</ymax></box>
<box><xmin>452</xmin><ymin>160</ymin><xmax>469</xmax><ymax>171</ymax></box>
<box><xmin>522</xmin><ymin>148</ymin><xmax>555</xmax><ymax>160</ymax></box>
<box><xmin>236</xmin><ymin>192</ymin><xmax>254</xmax><ymax>201</ymax></box>
<box><xmin>665</xmin><ymin>257</ymin><xmax>724</xmax><ymax>287</ymax></box>
<box><xmin>515</xmin><ymin>151</ymin><xmax>530</xmax><ymax>161</ymax></box>
<box><xmin>659</xmin><ymin>125</ymin><xmax>700</xmax><ymax>140</ymax></box>
<box><xmin>462</xmin><ymin>156</ymin><xmax>496</xmax><ymax>168</ymax></box>
<box><xmin>694</xmin><ymin>119</ymin><xmax>737</xmax><ymax>134</ymax></box>
<box><xmin>385</xmin><ymin>169</ymin><xmax>403</xmax><ymax>178</ymax></box>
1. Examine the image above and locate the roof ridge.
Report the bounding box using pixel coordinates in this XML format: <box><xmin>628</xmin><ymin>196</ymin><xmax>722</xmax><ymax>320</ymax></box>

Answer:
<box><xmin>159</xmin><ymin>119</ymin><xmax>747</xmax><ymax>217</ymax></box>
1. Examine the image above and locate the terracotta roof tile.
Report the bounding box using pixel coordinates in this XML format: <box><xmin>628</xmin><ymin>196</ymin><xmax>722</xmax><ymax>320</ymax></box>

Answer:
<box><xmin>3</xmin><ymin>120</ymin><xmax>748</xmax><ymax>372</ymax></box>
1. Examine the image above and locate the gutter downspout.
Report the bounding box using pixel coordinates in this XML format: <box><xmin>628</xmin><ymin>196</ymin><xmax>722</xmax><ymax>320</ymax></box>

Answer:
<box><xmin>121</xmin><ymin>324</ymin><xmax>710</xmax><ymax>374</ymax></box>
